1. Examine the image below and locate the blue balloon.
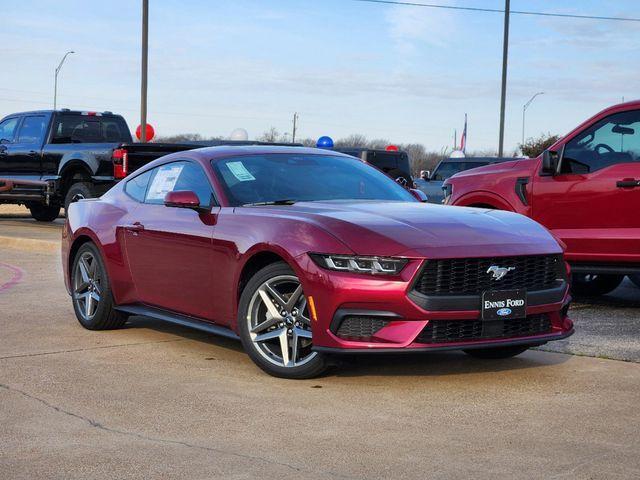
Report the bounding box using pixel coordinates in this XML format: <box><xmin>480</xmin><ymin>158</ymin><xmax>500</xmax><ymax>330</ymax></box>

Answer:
<box><xmin>316</xmin><ymin>136</ymin><xmax>334</xmax><ymax>149</ymax></box>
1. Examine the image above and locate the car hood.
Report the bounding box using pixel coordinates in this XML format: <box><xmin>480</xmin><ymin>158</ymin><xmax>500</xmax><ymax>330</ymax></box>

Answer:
<box><xmin>267</xmin><ymin>201</ymin><xmax>562</xmax><ymax>258</ymax></box>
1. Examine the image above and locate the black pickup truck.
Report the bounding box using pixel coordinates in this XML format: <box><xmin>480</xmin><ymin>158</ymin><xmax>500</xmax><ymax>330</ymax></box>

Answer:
<box><xmin>0</xmin><ymin>109</ymin><xmax>290</xmax><ymax>221</ymax></box>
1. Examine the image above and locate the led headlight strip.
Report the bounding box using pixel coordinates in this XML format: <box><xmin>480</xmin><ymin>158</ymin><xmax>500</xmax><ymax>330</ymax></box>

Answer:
<box><xmin>310</xmin><ymin>254</ymin><xmax>408</xmax><ymax>275</ymax></box>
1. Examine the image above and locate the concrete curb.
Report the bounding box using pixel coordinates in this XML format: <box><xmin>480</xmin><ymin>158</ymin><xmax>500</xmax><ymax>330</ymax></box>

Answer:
<box><xmin>0</xmin><ymin>235</ymin><xmax>60</xmax><ymax>253</ymax></box>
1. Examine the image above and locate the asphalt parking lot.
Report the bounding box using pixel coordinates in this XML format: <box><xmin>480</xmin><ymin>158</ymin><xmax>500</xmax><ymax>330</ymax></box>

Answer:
<box><xmin>1</xmin><ymin>205</ymin><xmax>639</xmax><ymax>479</ymax></box>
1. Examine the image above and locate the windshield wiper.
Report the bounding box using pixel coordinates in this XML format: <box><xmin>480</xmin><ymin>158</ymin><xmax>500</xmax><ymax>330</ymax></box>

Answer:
<box><xmin>243</xmin><ymin>199</ymin><xmax>297</xmax><ymax>206</ymax></box>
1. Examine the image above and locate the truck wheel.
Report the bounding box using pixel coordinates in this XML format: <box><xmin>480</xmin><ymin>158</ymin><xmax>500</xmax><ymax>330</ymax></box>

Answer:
<box><xmin>628</xmin><ymin>275</ymin><xmax>640</xmax><ymax>289</ymax></box>
<box><xmin>64</xmin><ymin>182</ymin><xmax>95</xmax><ymax>213</ymax></box>
<box><xmin>571</xmin><ymin>273</ymin><xmax>624</xmax><ymax>297</ymax></box>
<box><xmin>28</xmin><ymin>203</ymin><xmax>61</xmax><ymax>222</ymax></box>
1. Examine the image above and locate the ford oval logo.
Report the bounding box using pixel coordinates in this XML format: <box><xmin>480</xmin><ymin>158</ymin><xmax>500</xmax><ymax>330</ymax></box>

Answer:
<box><xmin>496</xmin><ymin>308</ymin><xmax>512</xmax><ymax>317</ymax></box>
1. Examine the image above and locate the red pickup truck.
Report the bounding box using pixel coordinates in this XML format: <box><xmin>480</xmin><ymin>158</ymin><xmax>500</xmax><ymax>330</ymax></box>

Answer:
<box><xmin>444</xmin><ymin>101</ymin><xmax>640</xmax><ymax>296</ymax></box>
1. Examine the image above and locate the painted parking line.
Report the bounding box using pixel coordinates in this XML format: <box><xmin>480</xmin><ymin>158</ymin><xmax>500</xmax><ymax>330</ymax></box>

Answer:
<box><xmin>0</xmin><ymin>262</ymin><xmax>24</xmax><ymax>293</ymax></box>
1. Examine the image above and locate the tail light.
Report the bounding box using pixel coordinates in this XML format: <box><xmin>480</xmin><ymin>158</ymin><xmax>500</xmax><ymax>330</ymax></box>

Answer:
<box><xmin>112</xmin><ymin>148</ymin><xmax>128</xmax><ymax>179</ymax></box>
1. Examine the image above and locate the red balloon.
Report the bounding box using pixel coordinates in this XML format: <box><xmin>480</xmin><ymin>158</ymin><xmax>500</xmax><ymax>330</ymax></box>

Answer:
<box><xmin>385</xmin><ymin>144</ymin><xmax>399</xmax><ymax>151</ymax></box>
<box><xmin>136</xmin><ymin>123</ymin><xmax>155</xmax><ymax>141</ymax></box>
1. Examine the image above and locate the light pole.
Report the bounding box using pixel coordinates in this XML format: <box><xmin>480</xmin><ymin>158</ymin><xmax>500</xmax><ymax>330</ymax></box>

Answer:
<box><xmin>53</xmin><ymin>50</ymin><xmax>75</xmax><ymax>110</ymax></box>
<box><xmin>140</xmin><ymin>0</ymin><xmax>149</xmax><ymax>142</ymax></box>
<box><xmin>497</xmin><ymin>0</ymin><xmax>510</xmax><ymax>157</ymax></box>
<box><xmin>522</xmin><ymin>92</ymin><xmax>544</xmax><ymax>145</ymax></box>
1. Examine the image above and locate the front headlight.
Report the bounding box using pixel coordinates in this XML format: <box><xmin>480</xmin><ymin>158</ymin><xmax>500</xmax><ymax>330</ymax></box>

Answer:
<box><xmin>309</xmin><ymin>253</ymin><xmax>408</xmax><ymax>275</ymax></box>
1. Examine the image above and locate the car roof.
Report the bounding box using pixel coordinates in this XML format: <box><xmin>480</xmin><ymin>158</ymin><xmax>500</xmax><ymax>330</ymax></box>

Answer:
<box><xmin>190</xmin><ymin>145</ymin><xmax>353</xmax><ymax>161</ymax></box>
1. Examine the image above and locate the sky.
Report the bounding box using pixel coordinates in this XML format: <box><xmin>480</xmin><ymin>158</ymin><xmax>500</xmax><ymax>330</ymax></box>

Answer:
<box><xmin>1</xmin><ymin>0</ymin><xmax>639</xmax><ymax>152</ymax></box>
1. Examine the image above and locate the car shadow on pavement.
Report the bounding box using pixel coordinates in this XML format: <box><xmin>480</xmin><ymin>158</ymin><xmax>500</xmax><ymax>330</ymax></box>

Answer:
<box><xmin>125</xmin><ymin>316</ymin><xmax>570</xmax><ymax>378</ymax></box>
<box><xmin>572</xmin><ymin>280</ymin><xmax>640</xmax><ymax>309</ymax></box>
<box><xmin>331</xmin><ymin>350</ymin><xmax>570</xmax><ymax>378</ymax></box>
<box><xmin>124</xmin><ymin>315</ymin><xmax>245</xmax><ymax>353</ymax></box>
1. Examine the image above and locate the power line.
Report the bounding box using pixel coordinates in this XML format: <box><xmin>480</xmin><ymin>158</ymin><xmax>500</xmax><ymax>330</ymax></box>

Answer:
<box><xmin>350</xmin><ymin>0</ymin><xmax>640</xmax><ymax>23</ymax></box>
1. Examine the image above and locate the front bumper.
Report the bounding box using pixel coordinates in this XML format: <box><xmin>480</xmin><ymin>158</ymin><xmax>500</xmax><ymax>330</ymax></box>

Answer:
<box><xmin>298</xmin><ymin>254</ymin><xmax>573</xmax><ymax>352</ymax></box>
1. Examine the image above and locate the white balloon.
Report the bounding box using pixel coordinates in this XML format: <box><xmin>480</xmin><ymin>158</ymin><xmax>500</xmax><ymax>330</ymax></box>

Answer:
<box><xmin>229</xmin><ymin>128</ymin><xmax>249</xmax><ymax>141</ymax></box>
<box><xmin>449</xmin><ymin>150</ymin><xmax>466</xmax><ymax>158</ymax></box>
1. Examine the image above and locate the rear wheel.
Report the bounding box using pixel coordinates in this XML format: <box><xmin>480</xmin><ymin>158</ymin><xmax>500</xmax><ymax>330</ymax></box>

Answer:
<box><xmin>71</xmin><ymin>242</ymin><xmax>127</xmax><ymax>330</ymax></box>
<box><xmin>237</xmin><ymin>262</ymin><xmax>329</xmax><ymax>379</ymax></box>
<box><xmin>571</xmin><ymin>273</ymin><xmax>624</xmax><ymax>297</ymax></box>
<box><xmin>464</xmin><ymin>345</ymin><xmax>530</xmax><ymax>359</ymax></box>
<box><xmin>28</xmin><ymin>203</ymin><xmax>61</xmax><ymax>222</ymax></box>
<box><xmin>64</xmin><ymin>182</ymin><xmax>96</xmax><ymax>213</ymax></box>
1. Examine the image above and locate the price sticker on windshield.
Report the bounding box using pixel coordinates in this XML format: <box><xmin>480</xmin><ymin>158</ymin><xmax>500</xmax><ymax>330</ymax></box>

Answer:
<box><xmin>227</xmin><ymin>161</ymin><xmax>256</xmax><ymax>182</ymax></box>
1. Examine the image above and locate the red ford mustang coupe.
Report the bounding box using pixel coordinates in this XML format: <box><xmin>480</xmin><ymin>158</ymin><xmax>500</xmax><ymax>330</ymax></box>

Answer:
<box><xmin>62</xmin><ymin>146</ymin><xmax>573</xmax><ymax>378</ymax></box>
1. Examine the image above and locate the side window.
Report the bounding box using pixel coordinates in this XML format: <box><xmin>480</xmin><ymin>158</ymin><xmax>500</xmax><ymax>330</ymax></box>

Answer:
<box><xmin>144</xmin><ymin>161</ymin><xmax>214</xmax><ymax>207</ymax></box>
<box><xmin>16</xmin><ymin>116</ymin><xmax>47</xmax><ymax>144</ymax></box>
<box><xmin>562</xmin><ymin>110</ymin><xmax>640</xmax><ymax>174</ymax></box>
<box><xmin>125</xmin><ymin>169</ymin><xmax>154</xmax><ymax>202</ymax></box>
<box><xmin>0</xmin><ymin>117</ymin><xmax>20</xmax><ymax>143</ymax></box>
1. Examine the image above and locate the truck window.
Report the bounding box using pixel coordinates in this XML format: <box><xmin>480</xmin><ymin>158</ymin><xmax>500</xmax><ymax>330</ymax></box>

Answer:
<box><xmin>0</xmin><ymin>117</ymin><xmax>19</xmax><ymax>143</ymax></box>
<box><xmin>16</xmin><ymin>116</ymin><xmax>47</xmax><ymax>144</ymax></box>
<box><xmin>51</xmin><ymin>114</ymin><xmax>131</xmax><ymax>144</ymax></box>
<box><xmin>562</xmin><ymin>110</ymin><xmax>640</xmax><ymax>174</ymax></box>
<box><xmin>433</xmin><ymin>162</ymin><xmax>489</xmax><ymax>181</ymax></box>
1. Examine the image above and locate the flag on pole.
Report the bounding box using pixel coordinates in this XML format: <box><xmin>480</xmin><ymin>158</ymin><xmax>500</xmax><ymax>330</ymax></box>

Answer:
<box><xmin>460</xmin><ymin>114</ymin><xmax>467</xmax><ymax>153</ymax></box>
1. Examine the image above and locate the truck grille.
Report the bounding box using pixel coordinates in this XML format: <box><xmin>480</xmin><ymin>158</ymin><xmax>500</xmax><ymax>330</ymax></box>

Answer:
<box><xmin>413</xmin><ymin>255</ymin><xmax>563</xmax><ymax>296</ymax></box>
<box><xmin>415</xmin><ymin>314</ymin><xmax>552</xmax><ymax>344</ymax></box>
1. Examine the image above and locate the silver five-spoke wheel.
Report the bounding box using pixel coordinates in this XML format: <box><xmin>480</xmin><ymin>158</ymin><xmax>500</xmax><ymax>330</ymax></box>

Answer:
<box><xmin>247</xmin><ymin>275</ymin><xmax>316</xmax><ymax>368</ymax></box>
<box><xmin>73</xmin><ymin>251</ymin><xmax>102</xmax><ymax>321</ymax></box>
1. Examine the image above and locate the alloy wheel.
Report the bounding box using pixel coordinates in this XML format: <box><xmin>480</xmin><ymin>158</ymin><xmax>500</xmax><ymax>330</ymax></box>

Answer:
<box><xmin>247</xmin><ymin>275</ymin><xmax>316</xmax><ymax>368</ymax></box>
<box><xmin>73</xmin><ymin>251</ymin><xmax>102</xmax><ymax>321</ymax></box>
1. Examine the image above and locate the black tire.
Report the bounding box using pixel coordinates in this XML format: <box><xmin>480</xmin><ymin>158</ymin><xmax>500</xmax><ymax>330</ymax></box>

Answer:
<box><xmin>463</xmin><ymin>345</ymin><xmax>530</xmax><ymax>359</ymax></box>
<box><xmin>628</xmin><ymin>275</ymin><xmax>640</xmax><ymax>289</ymax></box>
<box><xmin>64</xmin><ymin>182</ymin><xmax>96</xmax><ymax>213</ymax></box>
<box><xmin>571</xmin><ymin>273</ymin><xmax>624</xmax><ymax>297</ymax></box>
<box><xmin>71</xmin><ymin>242</ymin><xmax>127</xmax><ymax>330</ymax></box>
<box><xmin>237</xmin><ymin>261</ymin><xmax>329</xmax><ymax>379</ymax></box>
<box><xmin>28</xmin><ymin>203</ymin><xmax>61</xmax><ymax>222</ymax></box>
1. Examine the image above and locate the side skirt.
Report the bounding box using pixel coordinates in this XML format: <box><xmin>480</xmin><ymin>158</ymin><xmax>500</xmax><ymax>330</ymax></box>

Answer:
<box><xmin>115</xmin><ymin>304</ymin><xmax>240</xmax><ymax>340</ymax></box>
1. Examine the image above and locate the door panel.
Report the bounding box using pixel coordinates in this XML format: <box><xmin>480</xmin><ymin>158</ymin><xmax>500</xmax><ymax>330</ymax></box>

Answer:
<box><xmin>123</xmin><ymin>204</ymin><xmax>218</xmax><ymax>319</ymax></box>
<box><xmin>533</xmin><ymin>164</ymin><xmax>640</xmax><ymax>263</ymax></box>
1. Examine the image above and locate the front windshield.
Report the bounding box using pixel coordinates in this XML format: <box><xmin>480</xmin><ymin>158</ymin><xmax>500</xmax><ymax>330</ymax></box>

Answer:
<box><xmin>212</xmin><ymin>153</ymin><xmax>415</xmax><ymax>206</ymax></box>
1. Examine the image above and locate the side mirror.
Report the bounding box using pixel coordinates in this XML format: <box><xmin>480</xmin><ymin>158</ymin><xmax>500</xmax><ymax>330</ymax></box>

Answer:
<box><xmin>541</xmin><ymin>150</ymin><xmax>559</xmax><ymax>176</ymax></box>
<box><xmin>409</xmin><ymin>188</ymin><xmax>428</xmax><ymax>203</ymax></box>
<box><xmin>421</xmin><ymin>170</ymin><xmax>431</xmax><ymax>181</ymax></box>
<box><xmin>164</xmin><ymin>190</ymin><xmax>201</xmax><ymax>209</ymax></box>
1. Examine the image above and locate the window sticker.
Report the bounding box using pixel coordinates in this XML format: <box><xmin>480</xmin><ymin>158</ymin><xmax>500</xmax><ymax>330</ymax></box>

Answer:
<box><xmin>227</xmin><ymin>161</ymin><xmax>256</xmax><ymax>182</ymax></box>
<box><xmin>147</xmin><ymin>164</ymin><xmax>184</xmax><ymax>200</ymax></box>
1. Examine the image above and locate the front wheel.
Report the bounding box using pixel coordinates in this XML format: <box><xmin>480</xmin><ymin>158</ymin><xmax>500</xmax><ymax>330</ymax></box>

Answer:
<box><xmin>28</xmin><ymin>203</ymin><xmax>61</xmax><ymax>222</ymax></box>
<box><xmin>237</xmin><ymin>262</ymin><xmax>329</xmax><ymax>379</ymax></box>
<box><xmin>571</xmin><ymin>273</ymin><xmax>623</xmax><ymax>297</ymax></box>
<box><xmin>464</xmin><ymin>345</ymin><xmax>530</xmax><ymax>359</ymax></box>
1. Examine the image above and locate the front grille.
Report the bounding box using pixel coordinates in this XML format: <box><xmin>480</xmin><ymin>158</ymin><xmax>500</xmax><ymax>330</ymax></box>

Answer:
<box><xmin>414</xmin><ymin>255</ymin><xmax>563</xmax><ymax>296</ymax></box>
<box><xmin>336</xmin><ymin>316</ymin><xmax>389</xmax><ymax>339</ymax></box>
<box><xmin>415</xmin><ymin>314</ymin><xmax>552</xmax><ymax>344</ymax></box>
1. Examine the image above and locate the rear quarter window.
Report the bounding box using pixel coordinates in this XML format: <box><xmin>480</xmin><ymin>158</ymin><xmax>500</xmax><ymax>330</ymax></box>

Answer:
<box><xmin>51</xmin><ymin>114</ymin><xmax>131</xmax><ymax>144</ymax></box>
<box><xmin>125</xmin><ymin>169</ymin><xmax>153</xmax><ymax>202</ymax></box>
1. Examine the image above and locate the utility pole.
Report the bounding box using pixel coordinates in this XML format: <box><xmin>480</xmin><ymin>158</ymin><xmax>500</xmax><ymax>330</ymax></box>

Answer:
<box><xmin>53</xmin><ymin>51</ymin><xmax>75</xmax><ymax>110</ymax></box>
<box><xmin>521</xmin><ymin>92</ymin><xmax>544</xmax><ymax>145</ymax></box>
<box><xmin>498</xmin><ymin>0</ymin><xmax>510</xmax><ymax>157</ymax></box>
<box><xmin>140</xmin><ymin>0</ymin><xmax>149</xmax><ymax>142</ymax></box>
<box><xmin>292</xmin><ymin>112</ymin><xmax>299</xmax><ymax>143</ymax></box>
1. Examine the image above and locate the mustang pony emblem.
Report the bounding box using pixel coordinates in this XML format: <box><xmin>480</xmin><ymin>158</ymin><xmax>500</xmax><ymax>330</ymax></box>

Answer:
<box><xmin>487</xmin><ymin>265</ymin><xmax>515</xmax><ymax>281</ymax></box>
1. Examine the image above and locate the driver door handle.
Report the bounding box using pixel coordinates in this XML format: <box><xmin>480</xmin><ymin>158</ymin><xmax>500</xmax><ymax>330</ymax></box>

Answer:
<box><xmin>616</xmin><ymin>179</ymin><xmax>640</xmax><ymax>188</ymax></box>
